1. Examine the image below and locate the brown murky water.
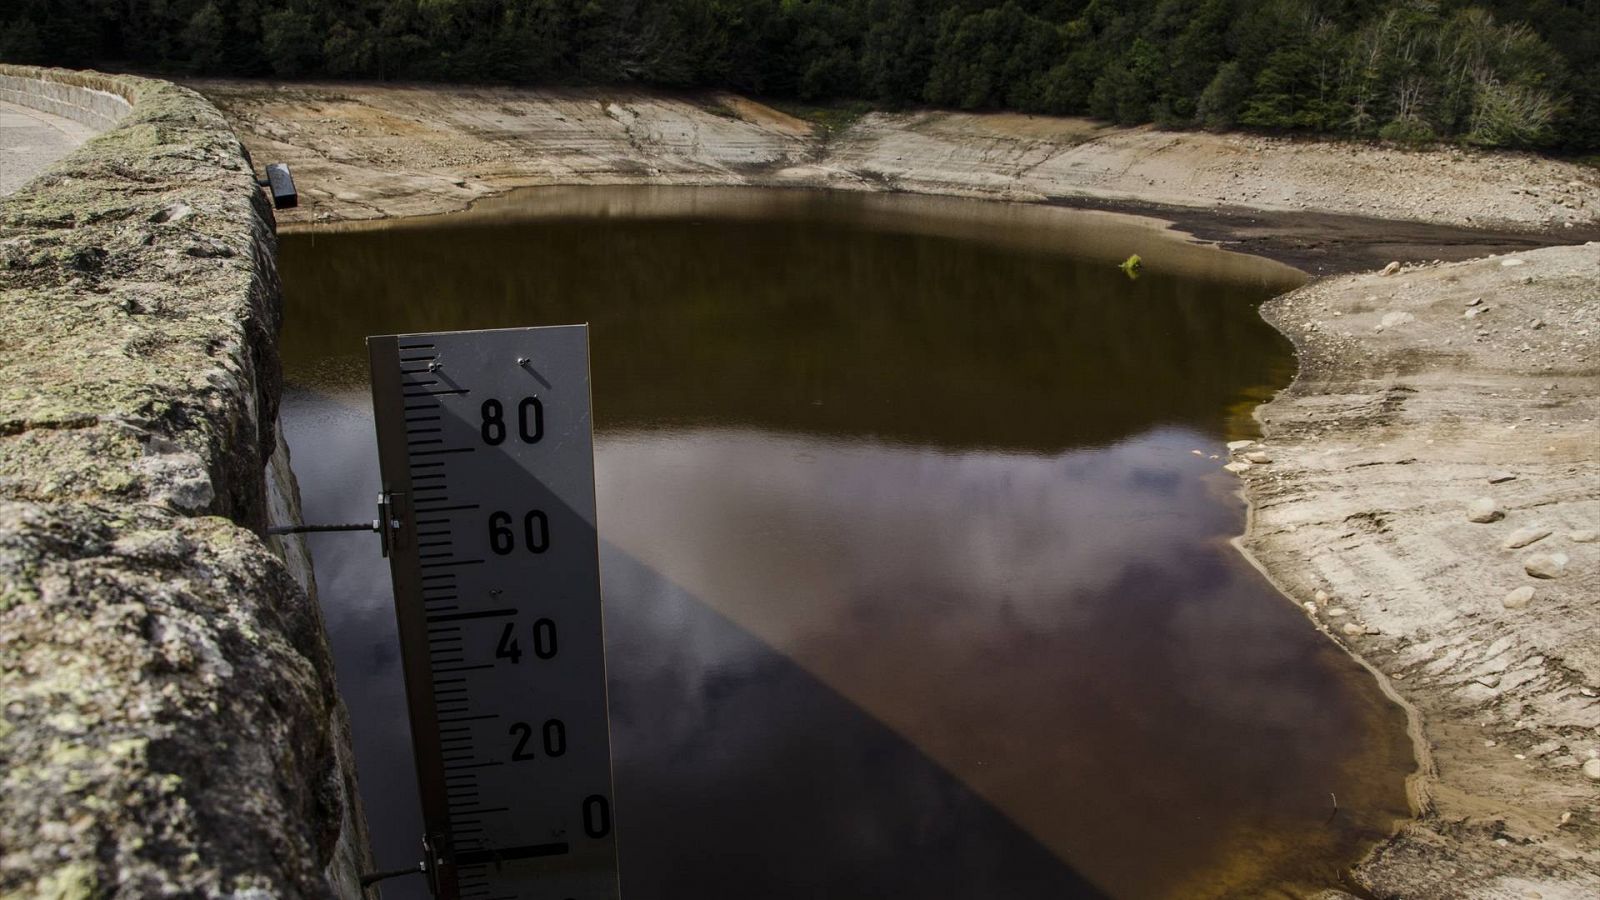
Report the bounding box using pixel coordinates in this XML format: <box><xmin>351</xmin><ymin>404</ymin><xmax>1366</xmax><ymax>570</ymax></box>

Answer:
<box><xmin>277</xmin><ymin>187</ymin><xmax>1414</xmax><ymax>899</ymax></box>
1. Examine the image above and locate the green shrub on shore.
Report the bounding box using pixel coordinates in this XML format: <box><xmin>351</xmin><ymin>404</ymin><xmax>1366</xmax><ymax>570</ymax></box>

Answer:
<box><xmin>1379</xmin><ymin>117</ymin><xmax>1438</xmax><ymax>145</ymax></box>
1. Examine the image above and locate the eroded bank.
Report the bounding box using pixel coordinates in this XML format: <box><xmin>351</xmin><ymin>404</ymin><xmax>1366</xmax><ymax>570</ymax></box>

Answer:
<box><xmin>194</xmin><ymin>79</ymin><xmax>1600</xmax><ymax>244</ymax></box>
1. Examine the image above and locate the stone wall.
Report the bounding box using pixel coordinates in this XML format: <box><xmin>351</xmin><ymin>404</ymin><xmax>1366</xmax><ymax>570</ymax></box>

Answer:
<box><xmin>0</xmin><ymin>66</ymin><xmax>372</xmax><ymax>899</ymax></box>
<box><xmin>0</xmin><ymin>68</ymin><xmax>132</xmax><ymax>132</ymax></box>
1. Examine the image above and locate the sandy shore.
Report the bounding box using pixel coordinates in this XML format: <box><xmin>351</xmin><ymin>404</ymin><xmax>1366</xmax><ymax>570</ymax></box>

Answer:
<box><xmin>194</xmin><ymin>79</ymin><xmax>1600</xmax><ymax>897</ymax></box>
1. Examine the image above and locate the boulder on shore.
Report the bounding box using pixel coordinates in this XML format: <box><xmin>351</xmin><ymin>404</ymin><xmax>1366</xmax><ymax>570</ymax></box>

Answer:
<box><xmin>1503</xmin><ymin>526</ymin><xmax>1552</xmax><ymax>550</ymax></box>
<box><xmin>1524</xmin><ymin>553</ymin><xmax>1569</xmax><ymax>579</ymax></box>
<box><xmin>1502</xmin><ymin>586</ymin><xmax>1535</xmax><ymax>610</ymax></box>
<box><xmin>1467</xmin><ymin>497</ymin><xmax>1502</xmax><ymax>523</ymax></box>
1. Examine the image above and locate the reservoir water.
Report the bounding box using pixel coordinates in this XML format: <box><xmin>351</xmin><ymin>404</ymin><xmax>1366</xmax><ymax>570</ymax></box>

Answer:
<box><xmin>276</xmin><ymin>187</ymin><xmax>1414</xmax><ymax>899</ymax></box>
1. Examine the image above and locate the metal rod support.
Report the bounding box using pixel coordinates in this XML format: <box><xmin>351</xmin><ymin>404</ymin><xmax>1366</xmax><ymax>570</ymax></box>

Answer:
<box><xmin>359</xmin><ymin>863</ymin><xmax>425</xmax><ymax>888</ymax></box>
<box><xmin>267</xmin><ymin>521</ymin><xmax>378</xmax><ymax>536</ymax></box>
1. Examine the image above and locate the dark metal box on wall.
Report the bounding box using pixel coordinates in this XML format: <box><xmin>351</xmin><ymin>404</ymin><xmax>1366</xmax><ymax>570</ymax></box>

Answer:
<box><xmin>259</xmin><ymin>162</ymin><xmax>298</xmax><ymax>209</ymax></box>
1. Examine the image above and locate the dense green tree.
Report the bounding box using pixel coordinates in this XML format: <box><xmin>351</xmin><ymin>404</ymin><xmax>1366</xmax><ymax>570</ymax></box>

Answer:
<box><xmin>861</xmin><ymin>0</ymin><xmax>935</xmax><ymax>106</ymax></box>
<box><xmin>787</xmin><ymin>0</ymin><xmax>863</xmax><ymax>99</ymax></box>
<box><xmin>925</xmin><ymin>2</ymin><xmax>1062</xmax><ymax>110</ymax></box>
<box><xmin>262</xmin><ymin>9</ymin><xmax>323</xmax><ymax>76</ymax></box>
<box><xmin>1164</xmin><ymin>0</ymin><xmax>1232</xmax><ymax>115</ymax></box>
<box><xmin>1197</xmin><ymin>61</ymin><xmax>1250</xmax><ymax>130</ymax></box>
<box><xmin>181</xmin><ymin>2</ymin><xmax>229</xmax><ymax>73</ymax></box>
<box><xmin>0</xmin><ymin>17</ymin><xmax>44</xmax><ymax>63</ymax></box>
<box><xmin>0</xmin><ymin>0</ymin><xmax>1591</xmax><ymax>150</ymax></box>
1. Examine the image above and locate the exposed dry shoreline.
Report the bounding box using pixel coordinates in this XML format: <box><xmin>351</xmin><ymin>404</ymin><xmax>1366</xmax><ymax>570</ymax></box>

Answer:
<box><xmin>1240</xmin><ymin>248</ymin><xmax>1600</xmax><ymax>900</ymax></box>
<box><xmin>192</xmin><ymin>80</ymin><xmax>1599</xmax><ymax>234</ymax></box>
<box><xmin>194</xmin><ymin>79</ymin><xmax>1600</xmax><ymax>898</ymax></box>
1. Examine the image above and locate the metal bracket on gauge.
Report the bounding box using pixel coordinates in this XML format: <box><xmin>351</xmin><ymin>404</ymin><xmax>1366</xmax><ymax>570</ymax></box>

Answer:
<box><xmin>423</xmin><ymin>833</ymin><xmax>445</xmax><ymax>896</ymax></box>
<box><xmin>376</xmin><ymin>490</ymin><xmax>400</xmax><ymax>558</ymax></box>
<box><xmin>352</xmin><ymin>830</ymin><xmax>442</xmax><ymax>891</ymax></box>
<box><xmin>265</xmin><ymin>492</ymin><xmax>399</xmax><ymax>561</ymax></box>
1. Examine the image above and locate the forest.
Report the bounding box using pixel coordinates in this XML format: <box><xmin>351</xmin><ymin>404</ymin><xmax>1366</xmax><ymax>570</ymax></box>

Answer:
<box><xmin>2</xmin><ymin>0</ymin><xmax>1596</xmax><ymax>151</ymax></box>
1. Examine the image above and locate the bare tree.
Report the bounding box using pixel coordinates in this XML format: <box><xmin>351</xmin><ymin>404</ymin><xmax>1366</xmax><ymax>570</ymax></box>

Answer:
<box><xmin>1469</xmin><ymin>75</ymin><xmax>1561</xmax><ymax>145</ymax></box>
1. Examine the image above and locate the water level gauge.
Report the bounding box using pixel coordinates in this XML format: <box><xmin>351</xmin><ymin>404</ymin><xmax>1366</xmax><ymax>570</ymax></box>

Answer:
<box><xmin>368</xmin><ymin>325</ymin><xmax>619</xmax><ymax>900</ymax></box>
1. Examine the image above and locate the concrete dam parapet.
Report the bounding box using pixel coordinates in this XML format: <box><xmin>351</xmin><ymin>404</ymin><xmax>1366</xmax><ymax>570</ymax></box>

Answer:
<box><xmin>0</xmin><ymin>67</ymin><xmax>132</xmax><ymax>133</ymax></box>
<box><xmin>0</xmin><ymin>65</ymin><xmax>371</xmax><ymax>898</ymax></box>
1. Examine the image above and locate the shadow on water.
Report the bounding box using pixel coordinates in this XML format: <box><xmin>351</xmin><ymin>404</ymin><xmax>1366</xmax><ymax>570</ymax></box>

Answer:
<box><xmin>286</xmin><ymin>399</ymin><xmax>1104</xmax><ymax>899</ymax></box>
<box><xmin>277</xmin><ymin>187</ymin><xmax>1414</xmax><ymax>899</ymax></box>
<box><xmin>605</xmin><ymin>546</ymin><xmax>1107</xmax><ymax>900</ymax></box>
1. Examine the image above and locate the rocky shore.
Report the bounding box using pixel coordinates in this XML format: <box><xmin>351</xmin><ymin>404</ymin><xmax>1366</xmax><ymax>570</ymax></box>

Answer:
<box><xmin>1237</xmin><ymin>245</ymin><xmax>1600</xmax><ymax>899</ymax></box>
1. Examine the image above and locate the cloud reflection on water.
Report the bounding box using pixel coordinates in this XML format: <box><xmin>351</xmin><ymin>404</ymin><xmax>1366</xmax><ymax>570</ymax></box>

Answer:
<box><xmin>285</xmin><ymin>391</ymin><xmax>1409</xmax><ymax>899</ymax></box>
<box><xmin>594</xmin><ymin>427</ymin><xmax>1409</xmax><ymax>898</ymax></box>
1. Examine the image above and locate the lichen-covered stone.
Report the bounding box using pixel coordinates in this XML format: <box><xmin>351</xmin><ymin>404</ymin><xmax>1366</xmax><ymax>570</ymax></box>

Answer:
<box><xmin>0</xmin><ymin>66</ymin><xmax>285</xmax><ymax>526</ymax></box>
<box><xmin>0</xmin><ymin>66</ymin><xmax>369</xmax><ymax>898</ymax></box>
